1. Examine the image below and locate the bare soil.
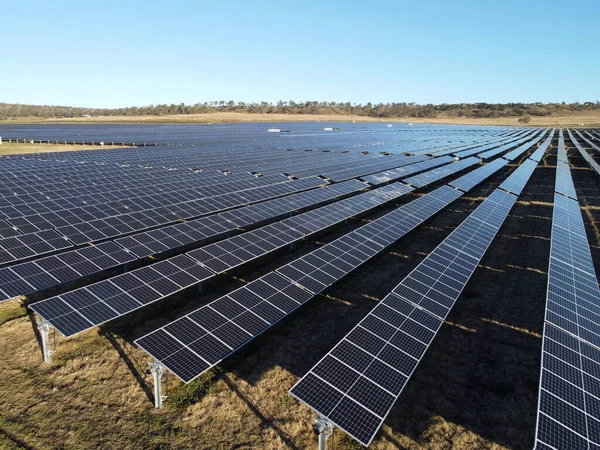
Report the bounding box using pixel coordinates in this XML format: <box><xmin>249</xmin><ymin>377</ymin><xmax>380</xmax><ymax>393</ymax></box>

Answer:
<box><xmin>0</xmin><ymin>142</ymin><xmax>130</xmax><ymax>156</ymax></box>
<box><xmin>3</xmin><ymin>111</ymin><xmax>600</xmax><ymax>127</ymax></box>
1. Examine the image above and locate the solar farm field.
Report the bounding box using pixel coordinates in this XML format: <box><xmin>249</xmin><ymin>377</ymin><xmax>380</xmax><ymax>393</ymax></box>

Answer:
<box><xmin>1</xmin><ymin>122</ymin><xmax>600</xmax><ymax>449</ymax></box>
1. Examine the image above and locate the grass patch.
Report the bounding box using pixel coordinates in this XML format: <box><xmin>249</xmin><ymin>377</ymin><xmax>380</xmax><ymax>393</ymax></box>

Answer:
<box><xmin>0</xmin><ymin>434</ymin><xmax>25</xmax><ymax>450</ymax></box>
<box><xmin>0</xmin><ymin>302</ymin><xmax>26</xmax><ymax>327</ymax></box>
<box><xmin>167</xmin><ymin>367</ymin><xmax>223</xmax><ymax>410</ymax></box>
<box><xmin>336</xmin><ymin>432</ymin><xmax>364</xmax><ymax>449</ymax></box>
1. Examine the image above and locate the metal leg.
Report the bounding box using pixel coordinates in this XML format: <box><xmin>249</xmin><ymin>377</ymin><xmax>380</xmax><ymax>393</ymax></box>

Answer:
<box><xmin>149</xmin><ymin>360</ymin><xmax>166</xmax><ymax>408</ymax></box>
<box><xmin>313</xmin><ymin>415</ymin><xmax>333</xmax><ymax>450</ymax></box>
<box><xmin>38</xmin><ymin>320</ymin><xmax>54</xmax><ymax>363</ymax></box>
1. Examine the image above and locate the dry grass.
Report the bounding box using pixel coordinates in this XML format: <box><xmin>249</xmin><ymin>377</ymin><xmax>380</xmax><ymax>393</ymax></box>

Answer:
<box><xmin>3</xmin><ymin>111</ymin><xmax>600</xmax><ymax>127</ymax></box>
<box><xmin>400</xmin><ymin>112</ymin><xmax>600</xmax><ymax>128</ymax></box>
<box><xmin>2</xmin><ymin>112</ymin><xmax>392</xmax><ymax>125</ymax></box>
<box><xmin>0</xmin><ymin>142</ymin><xmax>130</xmax><ymax>156</ymax></box>
<box><xmin>0</xmin><ymin>300</ymin><xmax>26</xmax><ymax>327</ymax></box>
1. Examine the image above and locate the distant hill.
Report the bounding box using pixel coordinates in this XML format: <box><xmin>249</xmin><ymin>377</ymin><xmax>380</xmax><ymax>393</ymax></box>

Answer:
<box><xmin>1</xmin><ymin>100</ymin><xmax>599</xmax><ymax>122</ymax></box>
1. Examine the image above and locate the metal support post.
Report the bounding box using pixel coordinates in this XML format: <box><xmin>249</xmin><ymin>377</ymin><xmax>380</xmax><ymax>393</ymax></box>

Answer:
<box><xmin>149</xmin><ymin>360</ymin><xmax>166</xmax><ymax>408</ymax></box>
<box><xmin>313</xmin><ymin>415</ymin><xmax>333</xmax><ymax>450</ymax></box>
<box><xmin>37</xmin><ymin>320</ymin><xmax>54</xmax><ymax>363</ymax></box>
<box><xmin>197</xmin><ymin>282</ymin><xmax>204</xmax><ymax>294</ymax></box>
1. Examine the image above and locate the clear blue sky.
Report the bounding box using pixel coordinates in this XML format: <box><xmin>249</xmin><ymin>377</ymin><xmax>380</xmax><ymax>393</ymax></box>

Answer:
<box><xmin>1</xmin><ymin>0</ymin><xmax>598</xmax><ymax>108</ymax></box>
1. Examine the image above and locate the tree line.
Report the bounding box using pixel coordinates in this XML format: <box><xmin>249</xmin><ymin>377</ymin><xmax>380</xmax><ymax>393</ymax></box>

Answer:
<box><xmin>1</xmin><ymin>100</ymin><xmax>599</xmax><ymax>120</ymax></box>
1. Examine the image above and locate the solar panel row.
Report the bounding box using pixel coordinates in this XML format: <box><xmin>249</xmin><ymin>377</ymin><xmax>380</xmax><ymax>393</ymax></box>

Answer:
<box><xmin>114</xmin><ymin>179</ymin><xmax>365</xmax><ymax>259</ymax></box>
<box><xmin>397</xmin><ymin>129</ymin><xmax>525</xmax><ymax>157</ymax></box>
<box><xmin>188</xmin><ymin>183</ymin><xmax>413</xmax><ymax>274</ymax></box>
<box><xmin>529</xmin><ymin>130</ymin><xmax>556</xmax><ymax>163</ymax></box>
<box><xmin>403</xmin><ymin>156</ymin><xmax>480</xmax><ymax>188</ymax></box>
<box><xmin>415</xmin><ymin>129</ymin><xmax>531</xmax><ymax>158</ymax></box>
<box><xmin>290</xmin><ymin>142</ymin><xmax>550</xmax><ymax>446</ymax></box>
<box><xmin>574</xmin><ymin>130</ymin><xmax>600</xmax><ymax>154</ymax></box>
<box><xmin>0</xmin><ymin>180</ymin><xmax>364</xmax><ymax>302</ymax></box>
<box><xmin>0</xmin><ymin>177</ymin><xmax>327</xmax><ymax>265</ymax></box>
<box><xmin>452</xmin><ymin>129</ymin><xmax>535</xmax><ymax>158</ymax></box>
<box><xmin>448</xmin><ymin>157</ymin><xmax>508</xmax><ymax>192</ymax></box>
<box><xmin>534</xmin><ymin>132</ymin><xmax>600</xmax><ymax>449</ymax></box>
<box><xmin>361</xmin><ymin>155</ymin><xmax>454</xmax><ymax>186</ymax></box>
<box><xmin>276</xmin><ymin>186</ymin><xmax>463</xmax><ymax>295</ymax></box>
<box><xmin>568</xmin><ymin>130</ymin><xmax>600</xmax><ymax>179</ymax></box>
<box><xmin>30</xmin><ymin>183</ymin><xmax>412</xmax><ymax>337</ymax></box>
<box><xmin>554</xmin><ymin>132</ymin><xmax>578</xmax><ymax>200</ymax></box>
<box><xmin>497</xmin><ymin>131</ymin><xmax>554</xmax><ymax>196</ymax></box>
<box><xmin>134</xmin><ymin>150</ymin><xmax>515</xmax><ymax>386</ymax></box>
<box><xmin>483</xmin><ymin>129</ymin><xmax>547</xmax><ymax>161</ymax></box>
<box><xmin>452</xmin><ymin>129</ymin><xmax>535</xmax><ymax>157</ymax></box>
<box><xmin>134</xmin><ymin>184</ymin><xmax>464</xmax><ymax>384</ymax></box>
<box><xmin>290</xmin><ymin>187</ymin><xmax>520</xmax><ymax>446</ymax></box>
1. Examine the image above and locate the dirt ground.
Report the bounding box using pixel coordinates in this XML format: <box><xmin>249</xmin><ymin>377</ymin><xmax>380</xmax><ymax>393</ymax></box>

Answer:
<box><xmin>2</xmin><ymin>111</ymin><xmax>600</xmax><ymax>127</ymax></box>
<box><xmin>1</xmin><ymin>133</ymin><xmax>600</xmax><ymax>450</ymax></box>
<box><xmin>0</xmin><ymin>142</ymin><xmax>130</xmax><ymax>156</ymax></box>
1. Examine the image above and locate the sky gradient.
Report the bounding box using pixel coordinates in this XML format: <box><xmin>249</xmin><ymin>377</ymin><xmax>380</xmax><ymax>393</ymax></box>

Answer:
<box><xmin>2</xmin><ymin>0</ymin><xmax>599</xmax><ymax>108</ymax></box>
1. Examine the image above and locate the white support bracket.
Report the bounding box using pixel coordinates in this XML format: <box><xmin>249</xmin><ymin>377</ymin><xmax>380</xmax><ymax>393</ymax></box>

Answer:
<box><xmin>149</xmin><ymin>360</ymin><xmax>167</xmax><ymax>408</ymax></box>
<box><xmin>37</xmin><ymin>320</ymin><xmax>55</xmax><ymax>363</ymax></box>
<box><xmin>313</xmin><ymin>415</ymin><xmax>334</xmax><ymax>450</ymax></box>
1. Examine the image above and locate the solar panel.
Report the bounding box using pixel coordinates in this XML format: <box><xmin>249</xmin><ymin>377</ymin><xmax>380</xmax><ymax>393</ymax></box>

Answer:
<box><xmin>0</xmin><ymin>240</ymin><xmax>135</xmax><ymax>300</ymax></box>
<box><xmin>501</xmin><ymin>129</ymin><xmax>548</xmax><ymax>161</ymax></box>
<box><xmin>555</xmin><ymin>162</ymin><xmax>578</xmax><ymax>200</ymax></box>
<box><xmin>276</xmin><ymin>186</ymin><xmax>463</xmax><ymax>294</ymax></box>
<box><xmin>27</xmin><ymin>182</ymin><xmax>413</xmax><ymax>333</ymax></box>
<box><xmin>290</xmin><ymin>186</ymin><xmax>522</xmax><ymax>446</ymax></box>
<box><xmin>132</xmin><ymin>152</ymin><xmax>523</xmax><ymax>392</ymax></box>
<box><xmin>0</xmin><ymin>229</ymin><xmax>72</xmax><ymax>266</ymax></box>
<box><xmin>530</xmin><ymin>130</ymin><xmax>600</xmax><ymax>449</ymax></box>
<box><xmin>535</xmin><ymin>323</ymin><xmax>600</xmax><ymax>449</ymax></box>
<box><xmin>448</xmin><ymin>157</ymin><xmax>507</xmax><ymax>192</ymax></box>
<box><xmin>499</xmin><ymin>159</ymin><xmax>540</xmax><ymax>195</ymax></box>
<box><xmin>421</xmin><ymin>129</ymin><xmax>532</xmax><ymax>158</ymax></box>
<box><xmin>30</xmin><ymin>255</ymin><xmax>214</xmax><ymax>337</ymax></box>
<box><xmin>0</xmin><ymin>220</ymin><xmax>23</xmax><ymax>239</ymax></box>
<box><xmin>529</xmin><ymin>130</ymin><xmax>555</xmax><ymax>163</ymax></box>
<box><xmin>568</xmin><ymin>129</ymin><xmax>600</xmax><ymax>179</ymax></box>
<box><xmin>403</xmin><ymin>157</ymin><xmax>480</xmax><ymax>188</ymax></box>
<box><xmin>133</xmin><ymin>181</ymin><xmax>466</xmax><ymax>387</ymax></box>
<box><xmin>557</xmin><ymin>130</ymin><xmax>569</xmax><ymax>163</ymax></box>
<box><xmin>362</xmin><ymin>156</ymin><xmax>454</xmax><ymax>185</ymax></box>
<box><xmin>0</xmin><ymin>181</ymin><xmax>364</xmax><ymax>303</ymax></box>
<box><xmin>475</xmin><ymin>129</ymin><xmax>541</xmax><ymax>159</ymax></box>
<box><xmin>135</xmin><ymin>272</ymin><xmax>313</xmax><ymax>382</ymax></box>
<box><xmin>544</xmin><ymin>194</ymin><xmax>600</xmax><ymax>346</ymax></box>
<box><xmin>188</xmin><ymin>223</ymin><xmax>303</xmax><ymax>273</ymax></box>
